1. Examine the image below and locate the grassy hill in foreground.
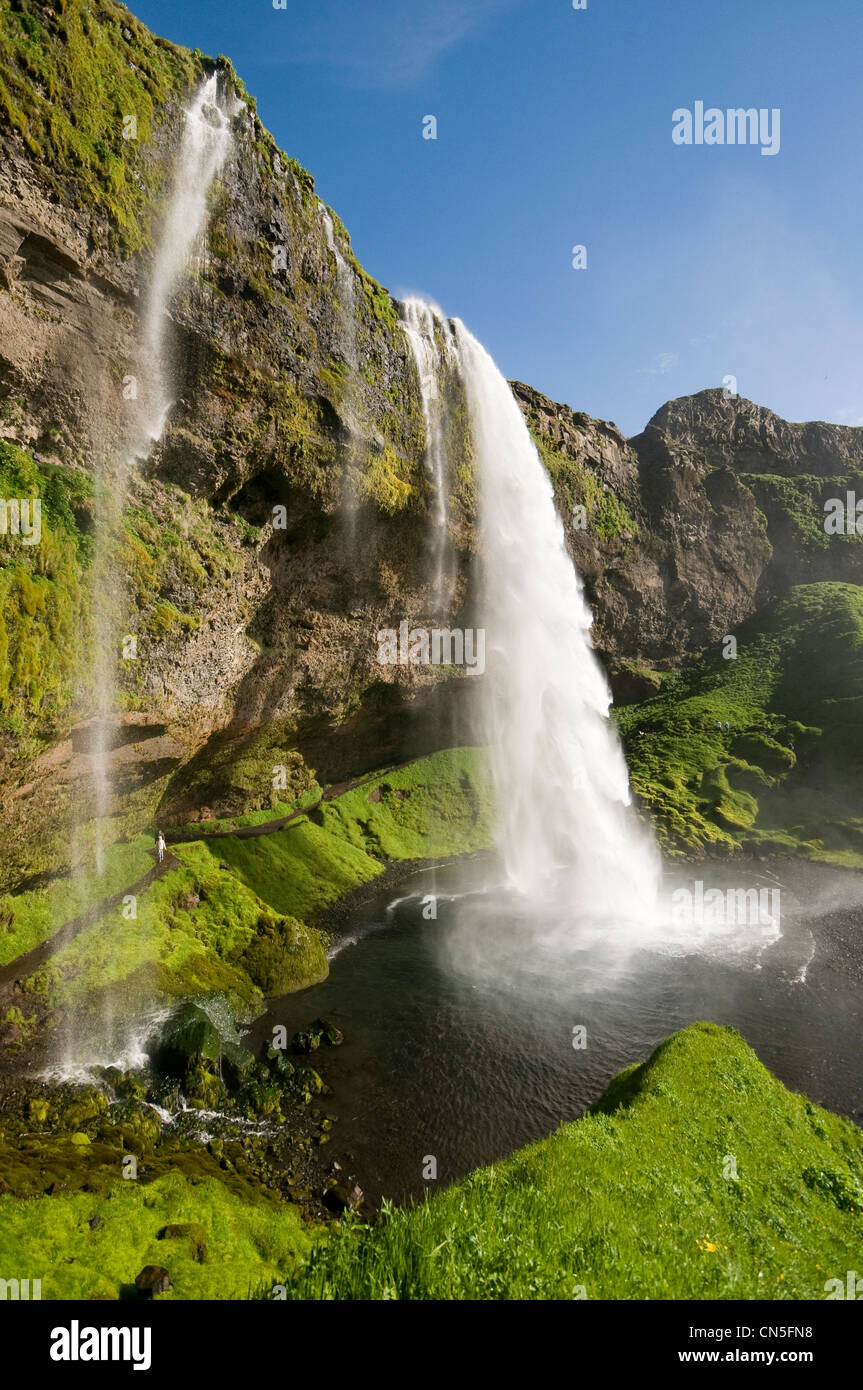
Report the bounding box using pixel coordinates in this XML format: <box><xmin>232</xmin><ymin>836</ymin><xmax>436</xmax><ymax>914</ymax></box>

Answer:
<box><xmin>617</xmin><ymin>583</ymin><xmax>863</xmax><ymax>863</ymax></box>
<box><xmin>281</xmin><ymin>1022</ymin><xmax>862</xmax><ymax>1301</ymax></box>
<box><xmin>3</xmin><ymin>1023</ymin><xmax>860</xmax><ymax>1300</ymax></box>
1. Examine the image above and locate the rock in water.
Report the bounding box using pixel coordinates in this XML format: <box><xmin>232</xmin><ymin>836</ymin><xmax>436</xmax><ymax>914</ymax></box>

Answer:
<box><xmin>313</xmin><ymin>1017</ymin><xmax>344</xmax><ymax>1046</ymax></box>
<box><xmin>323</xmin><ymin>1181</ymin><xmax>363</xmax><ymax>1214</ymax></box>
<box><xmin>150</xmin><ymin>998</ymin><xmax>252</xmax><ymax>1075</ymax></box>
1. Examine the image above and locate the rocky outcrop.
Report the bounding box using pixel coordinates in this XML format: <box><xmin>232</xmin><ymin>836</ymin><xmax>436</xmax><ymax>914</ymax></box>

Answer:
<box><xmin>515</xmin><ymin>383</ymin><xmax>863</xmax><ymax>691</ymax></box>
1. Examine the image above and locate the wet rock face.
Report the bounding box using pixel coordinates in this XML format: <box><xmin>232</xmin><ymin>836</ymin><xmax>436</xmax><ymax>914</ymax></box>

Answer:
<box><xmin>514</xmin><ymin>382</ymin><xmax>863</xmax><ymax>688</ymax></box>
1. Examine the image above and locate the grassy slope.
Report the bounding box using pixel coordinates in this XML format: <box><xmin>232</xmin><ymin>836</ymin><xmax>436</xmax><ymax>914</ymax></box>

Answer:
<box><xmin>617</xmin><ymin>583</ymin><xmax>863</xmax><ymax>863</ymax></box>
<box><xmin>24</xmin><ymin>748</ymin><xmax>492</xmax><ymax>1015</ymax></box>
<box><xmin>283</xmin><ymin>1023</ymin><xmax>863</xmax><ymax>1301</ymax></box>
<box><xmin>26</xmin><ymin>840</ymin><xmax>329</xmax><ymax>1015</ymax></box>
<box><xmin>0</xmin><ymin>835</ymin><xmax>153</xmax><ymax>968</ymax></box>
<box><xmin>197</xmin><ymin>748</ymin><xmax>494</xmax><ymax>921</ymax></box>
<box><xmin>6</xmin><ymin>1022</ymin><xmax>860</xmax><ymax>1300</ymax></box>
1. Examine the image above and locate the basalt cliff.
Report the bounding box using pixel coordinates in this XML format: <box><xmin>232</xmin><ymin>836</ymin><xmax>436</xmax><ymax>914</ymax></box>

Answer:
<box><xmin>1</xmin><ymin>0</ymin><xmax>863</xmax><ymax>899</ymax></box>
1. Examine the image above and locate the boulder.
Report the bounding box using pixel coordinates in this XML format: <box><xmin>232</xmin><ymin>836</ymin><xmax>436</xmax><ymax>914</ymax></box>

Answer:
<box><xmin>150</xmin><ymin>997</ymin><xmax>253</xmax><ymax>1076</ymax></box>
<box><xmin>134</xmin><ymin>1265</ymin><xmax>171</xmax><ymax>1297</ymax></box>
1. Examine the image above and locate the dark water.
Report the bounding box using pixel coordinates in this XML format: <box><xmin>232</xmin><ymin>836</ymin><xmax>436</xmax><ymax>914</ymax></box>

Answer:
<box><xmin>250</xmin><ymin>856</ymin><xmax>863</xmax><ymax>1204</ymax></box>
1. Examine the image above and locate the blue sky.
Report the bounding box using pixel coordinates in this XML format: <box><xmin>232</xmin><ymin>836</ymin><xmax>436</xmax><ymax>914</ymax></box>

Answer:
<box><xmin>132</xmin><ymin>0</ymin><xmax>863</xmax><ymax>437</ymax></box>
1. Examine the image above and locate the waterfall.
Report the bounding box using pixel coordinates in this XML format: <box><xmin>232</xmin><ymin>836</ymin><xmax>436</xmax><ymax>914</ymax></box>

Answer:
<box><xmin>137</xmin><ymin>73</ymin><xmax>233</xmax><ymax>453</ymax></box>
<box><xmin>319</xmin><ymin>204</ymin><xmax>365</xmax><ymax>542</ymax></box>
<box><xmin>320</xmin><ymin>206</ymin><xmax>358</xmax><ymax>371</ymax></box>
<box><xmin>89</xmin><ymin>74</ymin><xmax>232</xmax><ymax>874</ymax></box>
<box><xmin>400</xmin><ymin>299</ymin><xmax>453</xmax><ymax>605</ymax></box>
<box><xmin>451</xmin><ymin>318</ymin><xmax>660</xmax><ymax>925</ymax></box>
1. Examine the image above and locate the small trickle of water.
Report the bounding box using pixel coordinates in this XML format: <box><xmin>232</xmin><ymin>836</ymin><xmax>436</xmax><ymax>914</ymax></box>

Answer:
<box><xmin>400</xmin><ymin>298</ymin><xmax>454</xmax><ymax>605</ymax></box>
<box><xmin>88</xmin><ymin>73</ymin><xmax>234</xmax><ymax>874</ymax></box>
<box><xmin>320</xmin><ymin>205</ymin><xmax>358</xmax><ymax>371</ymax></box>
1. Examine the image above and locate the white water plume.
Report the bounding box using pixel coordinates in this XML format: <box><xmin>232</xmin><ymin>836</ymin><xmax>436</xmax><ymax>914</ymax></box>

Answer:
<box><xmin>137</xmin><ymin>73</ymin><xmax>233</xmax><ymax>452</ymax></box>
<box><xmin>450</xmin><ymin>317</ymin><xmax>660</xmax><ymax>927</ymax></box>
<box><xmin>401</xmin><ymin>297</ymin><xmax>454</xmax><ymax>604</ymax></box>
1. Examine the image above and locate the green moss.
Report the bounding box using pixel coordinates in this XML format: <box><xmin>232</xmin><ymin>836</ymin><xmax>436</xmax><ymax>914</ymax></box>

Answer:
<box><xmin>741</xmin><ymin>473</ymin><xmax>863</xmax><ymax>553</ymax></box>
<box><xmin>358</xmin><ymin>445</ymin><xmax>418</xmax><ymax>515</ymax></box>
<box><xmin>618</xmin><ymin>583</ymin><xmax>863</xmax><ymax>862</ymax></box>
<box><xmin>0</xmin><ymin>440</ymin><xmax>93</xmax><ymax>736</ymax></box>
<box><xmin>0</xmin><ymin>834</ymin><xmax>153</xmax><ymax>966</ymax></box>
<box><xmin>29</xmin><ymin>839</ymin><xmax>328</xmax><ymax>1015</ymax></box>
<box><xmin>0</xmin><ymin>1170</ymin><xmax>313</xmax><ymax>1300</ymax></box>
<box><xmin>164</xmin><ymin>731</ymin><xmax>319</xmax><ymax>824</ymax></box>
<box><xmin>281</xmin><ymin>1023</ymin><xmax>863</xmax><ymax>1300</ymax></box>
<box><xmin>189</xmin><ymin>748</ymin><xmax>494</xmax><ymax>922</ymax></box>
<box><xmin>534</xmin><ymin>434</ymin><xmax>638</xmax><ymax>539</ymax></box>
<box><xmin>0</xmin><ymin>1</ymin><xmax>201</xmax><ymax>255</ymax></box>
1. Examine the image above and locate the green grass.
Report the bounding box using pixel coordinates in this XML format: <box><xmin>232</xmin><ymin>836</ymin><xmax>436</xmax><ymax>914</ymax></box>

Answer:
<box><xmin>0</xmin><ymin>1170</ymin><xmax>314</xmax><ymax>1300</ymax></box>
<box><xmin>27</xmin><ymin>840</ymin><xmax>328</xmax><ymax>1014</ymax></box>
<box><xmin>188</xmin><ymin>747</ymin><xmax>494</xmax><ymax>921</ymax></box>
<box><xmin>21</xmin><ymin>748</ymin><xmax>491</xmax><ymax>1015</ymax></box>
<box><xmin>0</xmin><ymin>834</ymin><xmax>153</xmax><ymax>966</ymax></box>
<box><xmin>617</xmin><ymin>583</ymin><xmax>863</xmax><ymax>862</ymax></box>
<box><xmin>280</xmin><ymin>1023</ymin><xmax>863</xmax><ymax>1301</ymax></box>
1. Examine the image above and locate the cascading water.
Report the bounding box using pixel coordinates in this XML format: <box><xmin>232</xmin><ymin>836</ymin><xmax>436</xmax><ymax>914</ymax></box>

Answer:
<box><xmin>450</xmin><ymin>317</ymin><xmax>660</xmax><ymax>925</ymax></box>
<box><xmin>63</xmin><ymin>75</ymin><xmax>234</xmax><ymax>1075</ymax></box>
<box><xmin>400</xmin><ymin>298</ymin><xmax>453</xmax><ymax>605</ymax></box>
<box><xmin>90</xmin><ymin>77</ymin><xmax>231</xmax><ymax>876</ymax></box>
<box><xmin>320</xmin><ymin>205</ymin><xmax>358</xmax><ymax>372</ymax></box>
<box><xmin>137</xmin><ymin>73</ymin><xmax>233</xmax><ymax>454</ymax></box>
<box><xmin>319</xmin><ymin>203</ymin><xmax>365</xmax><ymax>540</ymax></box>
<box><xmin>91</xmin><ymin>74</ymin><xmax>232</xmax><ymax>867</ymax></box>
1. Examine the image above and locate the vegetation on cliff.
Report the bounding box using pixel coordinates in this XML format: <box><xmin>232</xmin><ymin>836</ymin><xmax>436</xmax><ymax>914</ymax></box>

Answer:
<box><xmin>6</xmin><ymin>747</ymin><xmax>492</xmax><ymax>1020</ymax></box>
<box><xmin>0</xmin><ymin>440</ymin><xmax>92</xmax><ymax>741</ymax></box>
<box><xmin>617</xmin><ymin>583</ymin><xmax>863</xmax><ymax>864</ymax></box>
<box><xmin>0</xmin><ymin>0</ymin><xmax>200</xmax><ymax>253</ymax></box>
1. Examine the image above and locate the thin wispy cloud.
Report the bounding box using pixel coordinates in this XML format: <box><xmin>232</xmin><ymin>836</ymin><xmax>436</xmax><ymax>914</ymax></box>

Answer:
<box><xmin>258</xmin><ymin>0</ymin><xmax>516</xmax><ymax>91</ymax></box>
<box><xmin>637</xmin><ymin>351</ymin><xmax>679</xmax><ymax>377</ymax></box>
